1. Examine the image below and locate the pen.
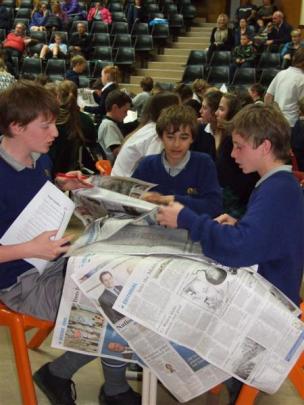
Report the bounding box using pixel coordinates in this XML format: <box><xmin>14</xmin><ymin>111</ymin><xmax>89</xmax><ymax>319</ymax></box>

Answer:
<box><xmin>55</xmin><ymin>172</ymin><xmax>89</xmax><ymax>180</ymax></box>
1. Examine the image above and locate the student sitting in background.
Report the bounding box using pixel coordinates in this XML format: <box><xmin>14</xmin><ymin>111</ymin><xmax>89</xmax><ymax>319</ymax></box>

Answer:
<box><xmin>65</xmin><ymin>55</ymin><xmax>87</xmax><ymax>87</ymax></box>
<box><xmin>132</xmin><ymin>104</ymin><xmax>223</xmax><ymax>217</ymax></box>
<box><xmin>98</xmin><ymin>90</ymin><xmax>132</xmax><ymax>164</ymax></box>
<box><xmin>40</xmin><ymin>32</ymin><xmax>67</xmax><ymax>59</ymax></box>
<box><xmin>281</xmin><ymin>29</ymin><xmax>304</xmax><ymax>69</ymax></box>
<box><xmin>132</xmin><ymin>76</ymin><xmax>153</xmax><ymax>119</ymax></box>
<box><xmin>87</xmin><ymin>1</ymin><xmax>112</xmax><ymax>24</ymax></box>
<box><xmin>230</xmin><ymin>33</ymin><xmax>256</xmax><ymax>81</ymax></box>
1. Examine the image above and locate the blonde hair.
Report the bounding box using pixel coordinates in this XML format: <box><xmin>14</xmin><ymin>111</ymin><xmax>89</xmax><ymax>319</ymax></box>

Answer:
<box><xmin>102</xmin><ymin>65</ymin><xmax>121</xmax><ymax>83</ymax></box>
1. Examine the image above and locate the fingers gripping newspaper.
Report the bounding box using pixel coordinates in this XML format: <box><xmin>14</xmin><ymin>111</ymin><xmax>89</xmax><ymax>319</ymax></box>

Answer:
<box><xmin>53</xmin><ymin>176</ymin><xmax>304</xmax><ymax>402</ymax></box>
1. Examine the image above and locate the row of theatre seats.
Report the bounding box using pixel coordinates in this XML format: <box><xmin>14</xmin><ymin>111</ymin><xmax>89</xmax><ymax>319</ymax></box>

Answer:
<box><xmin>182</xmin><ymin>49</ymin><xmax>284</xmax><ymax>87</ymax></box>
<box><xmin>0</xmin><ymin>0</ymin><xmax>197</xmax><ymax>33</ymax></box>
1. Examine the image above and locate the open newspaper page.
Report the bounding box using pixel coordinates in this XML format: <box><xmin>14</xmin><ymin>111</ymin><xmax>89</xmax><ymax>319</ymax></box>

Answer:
<box><xmin>72</xmin><ymin>176</ymin><xmax>157</xmax><ymax>226</ymax></box>
<box><xmin>113</xmin><ymin>255</ymin><xmax>304</xmax><ymax>394</ymax></box>
<box><xmin>52</xmin><ymin>264</ymin><xmax>143</xmax><ymax>365</ymax></box>
<box><xmin>69</xmin><ymin>253</ymin><xmax>230</xmax><ymax>403</ymax></box>
<box><xmin>69</xmin><ymin>221</ymin><xmax>202</xmax><ymax>258</ymax></box>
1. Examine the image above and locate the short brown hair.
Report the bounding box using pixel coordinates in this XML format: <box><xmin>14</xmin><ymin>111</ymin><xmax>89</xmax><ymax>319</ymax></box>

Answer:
<box><xmin>156</xmin><ymin>104</ymin><xmax>198</xmax><ymax>140</ymax></box>
<box><xmin>232</xmin><ymin>104</ymin><xmax>290</xmax><ymax>161</ymax></box>
<box><xmin>0</xmin><ymin>80</ymin><xmax>59</xmax><ymax>136</ymax></box>
<box><xmin>70</xmin><ymin>54</ymin><xmax>87</xmax><ymax>68</ymax></box>
<box><xmin>140</xmin><ymin>76</ymin><xmax>153</xmax><ymax>92</ymax></box>
<box><xmin>292</xmin><ymin>47</ymin><xmax>304</xmax><ymax>68</ymax></box>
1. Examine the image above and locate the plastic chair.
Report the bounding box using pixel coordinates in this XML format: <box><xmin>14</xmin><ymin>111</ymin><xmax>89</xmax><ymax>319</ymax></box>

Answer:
<box><xmin>96</xmin><ymin>159</ymin><xmax>112</xmax><ymax>175</ymax></box>
<box><xmin>0</xmin><ymin>301</ymin><xmax>54</xmax><ymax>405</ymax></box>
<box><xmin>207</xmin><ymin>65</ymin><xmax>230</xmax><ymax>86</ymax></box>
<box><xmin>21</xmin><ymin>57</ymin><xmax>43</xmax><ymax>77</ymax></box>
<box><xmin>231</xmin><ymin>67</ymin><xmax>256</xmax><ymax>86</ymax></box>
<box><xmin>259</xmin><ymin>68</ymin><xmax>280</xmax><ymax>87</ymax></box>
<box><xmin>182</xmin><ymin>65</ymin><xmax>204</xmax><ymax>84</ymax></box>
<box><xmin>209</xmin><ymin>50</ymin><xmax>232</xmax><ymax>66</ymax></box>
<box><xmin>91</xmin><ymin>33</ymin><xmax>111</xmax><ymax>47</ymax></box>
<box><xmin>257</xmin><ymin>52</ymin><xmax>281</xmax><ymax>69</ymax></box>
<box><xmin>45</xmin><ymin>59</ymin><xmax>66</xmax><ymax>82</ymax></box>
<box><xmin>186</xmin><ymin>50</ymin><xmax>208</xmax><ymax>66</ymax></box>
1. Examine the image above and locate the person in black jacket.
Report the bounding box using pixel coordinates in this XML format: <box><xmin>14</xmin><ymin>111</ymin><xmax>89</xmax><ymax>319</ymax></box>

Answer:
<box><xmin>207</xmin><ymin>13</ymin><xmax>234</xmax><ymax>62</ymax></box>
<box><xmin>84</xmin><ymin>65</ymin><xmax>120</xmax><ymax>123</ymax></box>
<box><xmin>69</xmin><ymin>22</ymin><xmax>91</xmax><ymax>58</ymax></box>
<box><xmin>0</xmin><ymin>0</ymin><xmax>10</xmax><ymax>33</ymax></box>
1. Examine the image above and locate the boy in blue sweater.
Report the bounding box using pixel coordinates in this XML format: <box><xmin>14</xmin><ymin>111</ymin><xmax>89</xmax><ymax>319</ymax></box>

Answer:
<box><xmin>0</xmin><ymin>81</ymin><xmax>140</xmax><ymax>405</ymax></box>
<box><xmin>157</xmin><ymin>103</ymin><xmax>304</xmax><ymax>306</ymax></box>
<box><xmin>132</xmin><ymin>104</ymin><xmax>223</xmax><ymax>217</ymax></box>
<box><xmin>157</xmin><ymin>103</ymin><xmax>304</xmax><ymax>403</ymax></box>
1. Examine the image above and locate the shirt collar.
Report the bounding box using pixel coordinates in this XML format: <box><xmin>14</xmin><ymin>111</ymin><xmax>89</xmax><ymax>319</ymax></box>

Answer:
<box><xmin>0</xmin><ymin>136</ymin><xmax>40</xmax><ymax>171</ymax></box>
<box><xmin>205</xmin><ymin>123</ymin><xmax>214</xmax><ymax>135</ymax></box>
<box><xmin>102</xmin><ymin>82</ymin><xmax>114</xmax><ymax>92</ymax></box>
<box><xmin>255</xmin><ymin>165</ymin><xmax>291</xmax><ymax>187</ymax></box>
<box><xmin>161</xmin><ymin>150</ymin><xmax>190</xmax><ymax>177</ymax></box>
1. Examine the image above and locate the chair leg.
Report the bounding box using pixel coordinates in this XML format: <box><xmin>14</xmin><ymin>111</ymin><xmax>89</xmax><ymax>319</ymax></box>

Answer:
<box><xmin>235</xmin><ymin>385</ymin><xmax>260</xmax><ymax>405</ymax></box>
<box><xmin>9</xmin><ymin>317</ymin><xmax>38</xmax><ymax>405</ymax></box>
<box><xmin>27</xmin><ymin>326</ymin><xmax>54</xmax><ymax>349</ymax></box>
<box><xmin>288</xmin><ymin>352</ymin><xmax>304</xmax><ymax>399</ymax></box>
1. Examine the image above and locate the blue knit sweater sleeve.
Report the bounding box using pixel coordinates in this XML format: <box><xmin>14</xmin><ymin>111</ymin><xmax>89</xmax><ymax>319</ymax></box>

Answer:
<box><xmin>177</xmin><ymin>172</ymin><xmax>304</xmax><ymax>303</ymax></box>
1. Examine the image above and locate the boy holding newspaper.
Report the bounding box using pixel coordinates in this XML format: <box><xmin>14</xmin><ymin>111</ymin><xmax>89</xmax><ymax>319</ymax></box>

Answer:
<box><xmin>157</xmin><ymin>103</ymin><xmax>304</xmax><ymax>402</ymax></box>
<box><xmin>0</xmin><ymin>81</ymin><xmax>140</xmax><ymax>405</ymax></box>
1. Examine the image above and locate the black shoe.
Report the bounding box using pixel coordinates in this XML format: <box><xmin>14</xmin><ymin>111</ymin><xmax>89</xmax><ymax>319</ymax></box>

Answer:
<box><xmin>33</xmin><ymin>362</ymin><xmax>76</xmax><ymax>405</ymax></box>
<box><xmin>99</xmin><ymin>386</ymin><xmax>141</xmax><ymax>405</ymax></box>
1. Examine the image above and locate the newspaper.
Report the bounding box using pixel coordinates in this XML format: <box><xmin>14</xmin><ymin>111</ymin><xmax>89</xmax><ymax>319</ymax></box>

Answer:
<box><xmin>54</xmin><ymin>210</ymin><xmax>304</xmax><ymax>401</ymax></box>
<box><xmin>52</xmin><ymin>264</ymin><xmax>144</xmax><ymax>365</ymax></box>
<box><xmin>72</xmin><ymin>175</ymin><xmax>157</xmax><ymax>226</ymax></box>
<box><xmin>113</xmin><ymin>255</ymin><xmax>304</xmax><ymax>394</ymax></box>
<box><xmin>65</xmin><ymin>253</ymin><xmax>230</xmax><ymax>403</ymax></box>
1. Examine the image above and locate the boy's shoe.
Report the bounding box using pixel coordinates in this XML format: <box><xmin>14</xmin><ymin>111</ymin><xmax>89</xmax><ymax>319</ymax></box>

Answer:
<box><xmin>33</xmin><ymin>363</ymin><xmax>76</xmax><ymax>405</ymax></box>
<box><xmin>99</xmin><ymin>386</ymin><xmax>141</xmax><ymax>405</ymax></box>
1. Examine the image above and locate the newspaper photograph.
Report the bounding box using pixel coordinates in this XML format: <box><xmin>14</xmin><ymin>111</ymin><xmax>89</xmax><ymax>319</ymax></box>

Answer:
<box><xmin>52</xmin><ymin>264</ymin><xmax>143</xmax><ymax>364</ymax></box>
<box><xmin>68</xmin><ymin>253</ymin><xmax>230</xmax><ymax>403</ymax></box>
<box><xmin>113</xmin><ymin>255</ymin><xmax>304</xmax><ymax>394</ymax></box>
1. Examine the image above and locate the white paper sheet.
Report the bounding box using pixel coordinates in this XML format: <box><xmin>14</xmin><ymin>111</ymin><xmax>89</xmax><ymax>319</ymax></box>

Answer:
<box><xmin>0</xmin><ymin>181</ymin><xmax>75</xmax><ymax>273</ymax></box>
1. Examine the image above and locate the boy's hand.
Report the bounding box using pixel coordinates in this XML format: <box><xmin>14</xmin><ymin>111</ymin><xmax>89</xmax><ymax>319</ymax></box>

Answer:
<box><xmin>141</xmin><ymin>192</ymin><xmax>174</xmax><ymax>205</ymax></box>
<box><xmin>214</xmin><ymin>213</ymin><xmax>237</xmax><ymax>226</ymax></box>
<box><xmin>157</xmin><ymin>202</ymin><xmax>184</xmax><ymax>228</ymax></box>
<box><xmin>55</xmin><ymin>171</ymin><xmax>93</xmax><ymax>191</ymax></box>
<box><xmin>25</xmin><ymin>230</ymin><xmax>74</xmax><ymax>260</ymax></box>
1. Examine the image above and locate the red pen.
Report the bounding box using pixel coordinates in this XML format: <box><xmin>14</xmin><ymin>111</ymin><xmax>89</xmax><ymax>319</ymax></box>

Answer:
<box><xmin>55</xmin><ymin>172</ymin><xmax>89</xmax><ymax>180</ymax></box>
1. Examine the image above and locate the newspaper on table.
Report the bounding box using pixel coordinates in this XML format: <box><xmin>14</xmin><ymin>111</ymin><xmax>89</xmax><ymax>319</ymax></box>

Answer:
<box><xmin>55</xmin><ymin>207</ymin><xmax>304</xmax><ymax>401</ymax></box>
<box><xmin>64</xmin><ymin>253</ymin><xmax>230</xmax><ymax>403</ymax></box>
<box><xmin>52</xmin><ymin>264</ymin><xmax>143</xmax><ymax>365</ymax></box>
<box><xmin>113</xmin><ymin>254</ymin><xmax>304</xmax><ymax>394</ymax></box>
<box><xmin>71</xmin><ymin>175</ymin><xmax>157</xmax><ymax>227</ymax></box>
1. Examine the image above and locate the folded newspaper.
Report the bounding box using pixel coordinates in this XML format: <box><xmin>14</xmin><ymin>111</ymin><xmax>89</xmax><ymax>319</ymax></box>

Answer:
<box><xmin>72</xmin><ymin>175</ymin><xmax>158</xmax><ymax>227</ymax></box>
<box><xmin>54</xmin><ymin>187</ymin><xmax>304</xmax><ymax>403</ymax></box>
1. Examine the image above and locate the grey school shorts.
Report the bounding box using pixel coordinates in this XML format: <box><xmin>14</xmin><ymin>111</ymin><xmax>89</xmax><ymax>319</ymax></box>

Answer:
<box><xmin>0</xmin><ymin>257</ymin><xmax>67</xmax><ymax>321</ymax></box>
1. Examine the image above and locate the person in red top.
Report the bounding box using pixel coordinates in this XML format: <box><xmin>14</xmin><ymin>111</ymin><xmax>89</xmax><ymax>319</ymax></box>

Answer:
<box><xmin>3</xmin><ymin>23</ymin><xmax>32</xmax><ymax>58</ymax></box>
<box><xmin>87</xmin><ymin>1</ymin><xmax>112</xmax><ymax>24</ymax></box>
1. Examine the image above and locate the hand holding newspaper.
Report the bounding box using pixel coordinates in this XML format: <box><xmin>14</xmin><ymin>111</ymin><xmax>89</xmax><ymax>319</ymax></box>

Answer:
<box><xmin>72</xmin><ymin>175</ymin><xmax>158</xmax><ymax>226</ymax></box>
<box><xmin>0</xmin><ymin>181</ymin><xmax>75</xmax><ymax>273</ymax></box>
